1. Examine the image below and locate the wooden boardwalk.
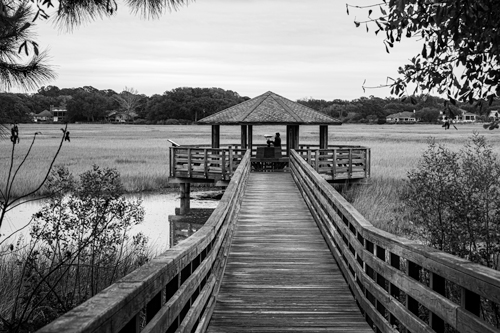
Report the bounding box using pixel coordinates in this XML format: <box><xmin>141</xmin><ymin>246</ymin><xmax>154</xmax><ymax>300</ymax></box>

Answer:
<box><xmin>207</xmin><ymin>173</ymin><xmax>372</xmax><ymax>332</ymax></box>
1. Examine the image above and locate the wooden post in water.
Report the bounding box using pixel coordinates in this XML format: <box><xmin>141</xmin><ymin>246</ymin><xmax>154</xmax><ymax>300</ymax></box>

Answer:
<box><xmin>179</xmin><ymin>183</ymin><xmax>190</xmax><ymax>215</ymax></box>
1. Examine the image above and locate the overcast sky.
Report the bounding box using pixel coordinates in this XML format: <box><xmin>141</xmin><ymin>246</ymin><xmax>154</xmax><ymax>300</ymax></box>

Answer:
<box><xmin>33</xmin><ymin>0</ymin><xmax>422</xmax><ymax>101</ymax></box>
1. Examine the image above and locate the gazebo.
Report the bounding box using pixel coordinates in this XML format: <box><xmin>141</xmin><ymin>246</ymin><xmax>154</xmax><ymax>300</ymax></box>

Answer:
<box><xmin>169</xmin><ymin>91</ymin><xmax>370</xmax><ymax>186</ymax></box>
<box><xmin>197</xmin><ymin>91</ymin><xmax>342</xmax><ymax>156</ymax></box>
<box><xmin>168</xmin><ymin>91</ymin><xmax>370</xmax><ymax>214</ymax></box>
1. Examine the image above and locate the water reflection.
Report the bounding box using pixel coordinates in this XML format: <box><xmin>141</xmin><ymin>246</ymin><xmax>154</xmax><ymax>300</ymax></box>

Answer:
<box><xmin>169</xmin><ymin>208</ymin><xmax>215</xmax><ymax>248</ymax></box>
<box><xmin>2</xmin><ymin>191</ymin><xmax>220</xmax><ymax>254</ymax></box>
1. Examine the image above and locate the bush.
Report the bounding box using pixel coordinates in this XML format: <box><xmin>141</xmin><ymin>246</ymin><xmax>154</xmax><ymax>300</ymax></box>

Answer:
<box><xmin>165</xmin><ymin>119</ymin><xmax>180</xmax><ymax>125</ymax></box>
<box><xmin>0</xmin><ymin>166</ymin><xmax>147</xmax><ymax>331</ymax></box>
<box><xmin>404</xmin><ymin>133</ymin><xmax>500</xmax><ymax>269</ymax></box>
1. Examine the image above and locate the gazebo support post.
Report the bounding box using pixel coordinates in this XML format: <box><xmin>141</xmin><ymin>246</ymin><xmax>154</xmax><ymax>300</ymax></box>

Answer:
<box><xmin>286</xmin><ymin>125</ymin><xmax>300</xmax><ymax>156</ymax></box>
<box><xmin>211</xmin><ymin>125</ymin><xmax>220</xmax><ymax>148</ymax></box>
<box><xmin>248</xmin><ymin>125</ymin><xmax>253</xmax><ymax>153</ymax></box>
<box><xmin>240</xmin><ymin>125</ymin><xmax>247</xmax><ymax>149</ymax></box>
<box><xmin>319</xmin><ymin>125</ymin><xmax>328</xmax><ymax>149</ymax></box>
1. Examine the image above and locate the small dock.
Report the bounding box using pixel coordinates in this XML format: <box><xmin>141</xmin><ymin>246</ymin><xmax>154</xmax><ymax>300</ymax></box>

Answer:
<box><xmin>207</xmin><ymin>173</ymin><xmax>372</xmax><ymax>332</ymax></box>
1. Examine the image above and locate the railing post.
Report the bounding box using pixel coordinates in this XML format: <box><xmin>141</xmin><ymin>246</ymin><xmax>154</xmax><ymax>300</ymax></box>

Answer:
<box><xmin>187</xmin><ymin>148</ymin><xmax>192</xmax><ymax>178</ymax></box>
<box><xmin>229</xmin><ymin>148</ymin><xmax>233</xmax><ymax>176</ymax></box>
<box><xmin>364</xmin><ymin>240</ymin><xmax>376</xmax><ymax>329</ymax></box>
<box><xmin>407</xmin><ymin>261</ymin><xmax>421</xmax><ymax>317</ymax></box>
<box><xmin>221</xmin><ymin>150</ymin><xmax>226</xmax><ymax>179</ymax></box>
<box><xmin>367</xmin><ymin>148</ymin><xmax>371</xmax><ymax>177</ymax></box>
<box><xmin>314</xmin><ymin>150</ymin><xmax>319</xmax><ymax>172</ymax></box>
<box><xmin>389</xmin><ymin>253</ymin><xmax>401</xmax><ymax>329</ymax></box>
<box><xmin>430</xmin><ymin>273</ymin><xmax>446</xmax><ymax>332</ymax></box>
<box><xmin>348</xmin><ymin>149</ymin><xmax>353</xmax><ymax>179</ymax></box>
<box><xmin>332</xmin><ymin>149</ymin><xmax>337</xmax><ymax>180</ymax></box>
<box><xmin>307</xmin><ymin>149</ymin><xmax>311</xmax><ymax>165</ymax></box>
<box><xmin>204</xmin><ymin>149</ymin><xmax>208</xmax><ymax>178</ymax></box>
<box><xmin>376</xmin><ymin>245</ymin><xmax>387</xmax><ymax>328</ymax></box>
<box><xmin>170</xmin><ymin>147</ymin><xmax>174</xmax><ymax>177</ymax></box>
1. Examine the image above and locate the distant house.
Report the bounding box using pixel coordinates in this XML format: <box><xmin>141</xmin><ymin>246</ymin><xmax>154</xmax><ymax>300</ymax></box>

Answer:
<box><xmin>50</xmin><ymin>105</ymin><xmax>67</xmax><ymax>122</ymax></box>
<box><xmin>33</xmin><ymin>105</ymin><xmax>67</xmax><ymax>122</ymax></box>
<box><xmin>106</xmin><ymin>111</ymin><xmax>138</xmax><ymax>123</ymax></box>
<box><xmin>386</xmin><ymin>111</ymin><xmax>417</xmax><ymax>123</ymax></box>
<box><xmin>34</xmin><ymin>110</ymin><xmax>53</xmax><ymax>122</ymax></box>
<box><xmin>488</xmin><ymin>110</ymin><xmax>499</xmax><ymax>119</ymax></box>
<box><xmin>439</xmin><ymin>109</ymin><xmax>477</xmax><ymax>123</ymax></box>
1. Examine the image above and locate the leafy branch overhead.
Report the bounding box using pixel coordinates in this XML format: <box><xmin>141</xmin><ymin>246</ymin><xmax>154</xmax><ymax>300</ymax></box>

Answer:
<box><xmin>348</xmin><ymin>0</ymin><xmax>500</xmax><ymax>105</ymax></box>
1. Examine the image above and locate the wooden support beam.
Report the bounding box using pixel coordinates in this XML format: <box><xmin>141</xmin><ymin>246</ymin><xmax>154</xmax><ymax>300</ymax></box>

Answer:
<box><xmin>179</xmin><ymin>183</ymin><xmax>191</xmax><ymax>215</ymax></box>
<box><xmin>211</xmin><ymin>125</ymin><xmax>220</xmax><ymax>148</ymax></box>
<box><xmin>319</xmin><ymin>125</ymin><xmax>328</xmax><ymax>149</ymax></box>
<box><xmin>248</xmin><ymin>125</ymin><xmax>253</xmax><ymax>153</ymax></box>
<box><xmin>286</xmin><ymin>125</ymin><xmax>300</xmax><ymax>156</ymax></box>
<box><xmin>240</xmin><ymin>125</ymin><xmax>247</xmax><ymax>149</ymax></box>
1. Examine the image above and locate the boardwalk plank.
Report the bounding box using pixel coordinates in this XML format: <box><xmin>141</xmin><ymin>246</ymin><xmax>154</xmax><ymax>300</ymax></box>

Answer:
<box><xmin>206</xmin><ymin>173</ymin><xmax>372</xmax><ymax>333</ymax></box>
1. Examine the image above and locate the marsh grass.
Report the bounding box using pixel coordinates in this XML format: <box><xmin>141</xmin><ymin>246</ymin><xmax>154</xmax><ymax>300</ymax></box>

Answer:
<box><xmin>0</xmin><ymin>239</ymin><xmax>152</xmax><ymax>331</ymax></box>
<box><xmin>2</xmin><ymin>123</ymin><xmax>500</xmax><ymax>235</ymax></box>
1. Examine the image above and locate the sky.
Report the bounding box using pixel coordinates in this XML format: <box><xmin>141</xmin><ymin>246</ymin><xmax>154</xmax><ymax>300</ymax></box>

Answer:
<box><xmin>31</xmin><ymin>0</ymin><xmax>423</xmax><ymax>101</ymax></box>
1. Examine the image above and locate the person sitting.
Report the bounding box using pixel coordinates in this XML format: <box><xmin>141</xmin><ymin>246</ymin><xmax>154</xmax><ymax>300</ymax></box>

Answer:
<box><xmin>273</xmin><ymin>132</ymin><xmax>281</xmax><ymax>148</ymax></box>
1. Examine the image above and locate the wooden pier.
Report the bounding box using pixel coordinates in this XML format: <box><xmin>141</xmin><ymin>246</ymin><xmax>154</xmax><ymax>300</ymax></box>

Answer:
<box><xmin>39</xmin><ymin>150</ymin><xmax>500</xmax><ymax>333</ymax></box>
<box><xmin>208</xmin><ymin>173</ymin><xmax>371</xmax><ymax>332</ymax></box>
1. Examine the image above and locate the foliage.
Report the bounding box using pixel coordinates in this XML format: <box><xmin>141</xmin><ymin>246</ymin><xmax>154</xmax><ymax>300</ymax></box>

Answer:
<box><xmin>1</xmin><ymin>0</ymin><xmax>192</xmax><ymax>93</ymax></box>
<box><xmin>66</xmin><ymin>89</ymin><xmax>111</xmax><ymax>122</ymax></box>
<box><xmin>144</xmin><ymin>87</ymin><xmax>249</xmax><ymax>122</ymax></box>
<box><xmin>0</xmin><ymin>1</ymin><xmax>55</xmax><ymax>92</ymax></box>
<box><xmin>0</xmin><ymin>165</ymin><xmax>146</xmax><ymax>332</ymax></box>
<box><xmin>348</xmin><ymin>1</ymin><xmax>500</xmax><ymax>105</ymax></box>
<box><xmin>404</xmin><ymin>134</ymin><xmax>500</xmax><ymax>269</ymax></box>
<box><xmin>415</xmin><ymin>107</ymin><xmax>440</xmax><ymax>123</ymax></box>
<box><xmin>113</xmin><ymin>86</ymin><xmax>145</xmax><ymax>120</ymax></box>
<box><xmin>4</xmin><ymin>85</ymin><xmax>500</xmax><ymax>124</ymax></box>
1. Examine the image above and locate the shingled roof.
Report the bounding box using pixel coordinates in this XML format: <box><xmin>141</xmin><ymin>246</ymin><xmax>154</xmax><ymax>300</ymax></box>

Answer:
<box><xmin>197</xmin><ymin>91</ymin><xmax>342</xmax><ymax>125</ymax></box>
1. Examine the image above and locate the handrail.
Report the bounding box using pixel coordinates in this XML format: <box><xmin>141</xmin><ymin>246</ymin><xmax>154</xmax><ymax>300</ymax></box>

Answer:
<box><xmin>170</xmin><ymin>147</ymin><xmax>247</xmax><ymax>181</ymax></box>
<box><xmin>289</xmin><ymin>149</ymin><xmax>500</xmax><ymax>333</ymax></box>
<box><xmin>295</xmin><ymin>147</ymin><xmax>371</xmax><ymax>180</ymax></box>
<box><xmin>38</xmin><ymin>150</ymin><xmax>252</xmax><ymax>333</ymax></box>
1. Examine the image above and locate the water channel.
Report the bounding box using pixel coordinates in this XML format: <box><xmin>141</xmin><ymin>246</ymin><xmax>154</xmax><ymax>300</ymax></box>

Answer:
<box><xmin>1</xmin><ymin>191</ymin><xmax>221</xmax><ymax>254</ymax></box>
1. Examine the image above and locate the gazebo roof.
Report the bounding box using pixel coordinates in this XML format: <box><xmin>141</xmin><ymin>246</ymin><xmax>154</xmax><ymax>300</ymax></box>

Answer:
<box><xmin>197</xmin><ymin>91</ymin><xmax>342</xmax><ymax>125</ymax></box>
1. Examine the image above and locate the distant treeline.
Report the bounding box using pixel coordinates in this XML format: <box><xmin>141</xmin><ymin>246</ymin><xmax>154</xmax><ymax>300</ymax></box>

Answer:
<box><xmin>1</xmin><ymin>85</ymin><xmax>499</xmax><ymax>124</ymax></box>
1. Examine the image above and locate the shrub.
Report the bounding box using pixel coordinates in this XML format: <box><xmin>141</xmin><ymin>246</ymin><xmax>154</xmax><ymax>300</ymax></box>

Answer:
<box><xmin>0</xmin><ymin>165</ymin><xmax>146</xmax><ymax>332</ymax></box>
<box><xmin>165</xmin><ymin>119</ymin><xmax>180</xmax><ymax>125</ymax></box>
<box><xmin>404</xmin><ymin>133</ymin><xmax>500</xmax><ymax>269</ymax></box>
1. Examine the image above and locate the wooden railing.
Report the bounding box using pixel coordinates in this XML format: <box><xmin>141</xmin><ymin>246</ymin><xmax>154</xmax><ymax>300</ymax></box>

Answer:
<box><xmin>170</xmin><ymin>147</ymin><xmax>247</xmax><ymax>181</ymax></box>
<box><xmin>295</xmin><ymin>147</ymin><xmax>371</xmax><ymax>181</ymax></box>
<box><xmin>290</xmin><ymin>149</ymin><xmax>500</xmax><ymax>333</ymax></box>
<box><xmin>37</xmin><ymin>150</ymin><xmax>252</xmax><ymax>333</ymax></box>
